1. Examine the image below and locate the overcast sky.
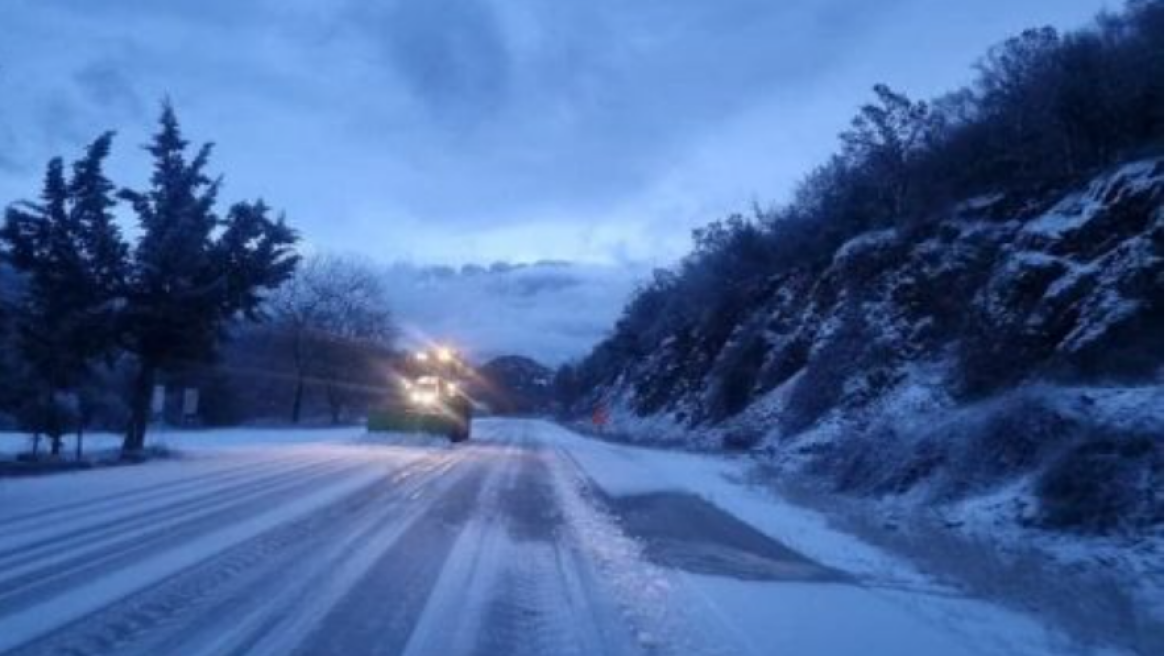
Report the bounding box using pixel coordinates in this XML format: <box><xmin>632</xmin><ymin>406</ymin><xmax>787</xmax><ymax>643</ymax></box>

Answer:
<box><xmin>0</xmin><ymin>0</ymin><xmax>1114</xmax><ymax>266</ymax></box>
<box><xmin>0</xmin><ymin>0</ymin><xmax>1114</xmax><ymax>361</ymax></box>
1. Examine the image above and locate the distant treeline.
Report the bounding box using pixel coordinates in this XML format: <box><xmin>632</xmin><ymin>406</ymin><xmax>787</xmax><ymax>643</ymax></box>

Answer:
<box><xmin>555</xmin><ymin>0</ymin><xmax>1163</xmax><ymax>407</ymax></box>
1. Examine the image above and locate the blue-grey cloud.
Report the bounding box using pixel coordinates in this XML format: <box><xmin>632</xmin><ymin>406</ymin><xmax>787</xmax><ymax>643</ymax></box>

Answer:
<box><xmin>74</xmin><ymin>61</ymin><xmax>145</xmax><ymax>119</ymax></box>
<box><xmin>325</xmin><ymin>0</ymin><xmax>894</xmax><ymax>220</ymax></box>
<box><xmin>376</xmin><ymin>0</ymin><xmax>512</xmax><ymax>126</ymax></box>
<box><xmin>383</xmin><ymin>260</ymin><xmax>647</xmax><ymax>364</ymax></box>
<box><xmin>0</xmin><ymin>0</ymin><xmax>1117</xmax><ymax>268</ymax></box>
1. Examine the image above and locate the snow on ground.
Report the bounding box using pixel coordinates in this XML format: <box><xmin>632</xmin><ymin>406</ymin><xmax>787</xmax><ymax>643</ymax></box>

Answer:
<box><xmin>1022</xmin><ymin>157</ymin><xmax>1162</xmax><ymax>239</ymax></box>
<box><xmin>542</xmin><ymin>419</ymin><xmax>936</xmax><ymax>586</ymax></box>
<box><xmin>0</xmin><ymin>466</ymin><xmax>383</xmax><ymax>652</ymax></box>
<box><xmin>531</xmin><ymin>419</ymin><xmax>1100</xmax><ymax>656</ymax></box>
<box><xmin>0</xmin><ymin>418</ymin><xmax>1139</xmax><ymax>655</ymax></box>
<box><xmin>0</xmin><ymin>425</ymin><xmax>365</xmax><ymax>459</ymax></box>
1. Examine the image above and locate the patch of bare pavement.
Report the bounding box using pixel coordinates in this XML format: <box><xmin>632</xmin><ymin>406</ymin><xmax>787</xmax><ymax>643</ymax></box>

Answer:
<box><xmin>604</xmin><ymin>490</ymin><xmax>846</xmax><ymax>583</ymax></box>
<box><xmin>0</xmin><ymin>419</ymin><xmax>1053</xmax><ymax>656</ymax></box>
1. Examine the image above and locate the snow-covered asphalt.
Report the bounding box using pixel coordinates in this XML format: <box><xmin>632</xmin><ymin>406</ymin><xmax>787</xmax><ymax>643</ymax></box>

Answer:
<box><xmin>0</xmin><ymin>419</ymin><xmax>1063</xmax><ymax>655</ymax></box>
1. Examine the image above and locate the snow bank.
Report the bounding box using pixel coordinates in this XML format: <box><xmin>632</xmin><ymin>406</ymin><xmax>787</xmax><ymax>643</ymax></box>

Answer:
<box><xmin>0</xmin><ymin>425</ymin><xmax>365</xmax><ymax>460</ymax></box>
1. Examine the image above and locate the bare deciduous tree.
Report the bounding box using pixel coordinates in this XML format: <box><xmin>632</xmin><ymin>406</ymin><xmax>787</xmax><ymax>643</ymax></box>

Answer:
<box><xmin>268</xmin><ymin>254</ymin><xmax>396</xmax><ymax>424</ymax></box>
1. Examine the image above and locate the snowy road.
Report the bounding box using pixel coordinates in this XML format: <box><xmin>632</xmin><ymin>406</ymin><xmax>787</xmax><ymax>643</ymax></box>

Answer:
<box><xmin>0</xmin><ymin>419</ymin><xmax>1065</xmax><ymax>656</ymax></box>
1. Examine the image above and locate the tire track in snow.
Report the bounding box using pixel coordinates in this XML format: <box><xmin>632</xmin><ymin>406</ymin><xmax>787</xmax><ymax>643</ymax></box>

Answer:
<box><xmin>0</xmin><ymin>452</ymin><xmax>314</xmax><ymax>531</ymax></box>
<box><xmin>0</xmin><ymin>460</ymin><xmax>387</xmax><ymax>654</ymax></box>
<box><xmin>288</xmin><ymin>446</ymin><xmax>498</xmax><ymax>656</ymax></box>
<box><xmin>0</xmin><ymin>455</ymin><xmax>347</xmax><ymax>561</ymax></box>
<box><xmin>0</xmin><ymin>455</ymin><xmax>351</xmax><ymax>576</ymax></box>
<box><xmin>401</xmin><ymin>432</ymin><xmax>631</xmax><ymax>656</ymax></box>
<box><xmin>397</xmin><ymin>439</ymin><xmax>523</xmax><ymax>656</ymax></box>
<box><xmin>0</xmin><ymin>458</ymin><xmax>369</xmax><ymax>615</ymax></box>
<box><xmin>186</xmin><ymin>450</ymin><xmax>473</xmax><ymax>656</ymax></box>
<box><xmin>4</xmin><ymin>449</ymin><xmax>467</xmax><ymax>656</ymax></box>
<box><xmin>469</xmin><ymin>438</ymin><xmax>628</xmax><ymax>656</ymax></box>
<box><xmin>469</xmin><ymin>541</ymin><xmax>615</xmax><ymax>656</ymax></box>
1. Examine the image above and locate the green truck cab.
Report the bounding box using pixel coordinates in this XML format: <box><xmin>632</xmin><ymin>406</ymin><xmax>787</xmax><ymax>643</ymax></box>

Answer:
<box><xmin>367</xmin><ymin>346</ymin><xmax>473</xmax><ymax>442</ymax></box>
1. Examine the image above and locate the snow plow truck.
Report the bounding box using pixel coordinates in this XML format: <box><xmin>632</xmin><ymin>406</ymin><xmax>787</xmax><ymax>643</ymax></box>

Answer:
<box><xmin>367</xmin><ymin>346</ymin><xmax>473</xmax><ymax>442</ymax></box>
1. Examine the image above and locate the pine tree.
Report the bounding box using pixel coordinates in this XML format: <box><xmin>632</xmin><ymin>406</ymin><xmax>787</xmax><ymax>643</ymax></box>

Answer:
<box><xmin>1</xmin><ymin>133</ymin><xmax>126</xmax><ymax>456</ymax></box>
<box><xmin>118</xmin><ymin>103</ymin><xmax>298</xmax><ymax>453</ymax></box>
<box><xmin>70</xmin><ymin>132</ymin><xmax>129</xmax><ymax>313</ymax></box>
<box><xmin>67</xmin><ymin>133</ymin><xmax>130</xmax><ymax>458</ymax></box>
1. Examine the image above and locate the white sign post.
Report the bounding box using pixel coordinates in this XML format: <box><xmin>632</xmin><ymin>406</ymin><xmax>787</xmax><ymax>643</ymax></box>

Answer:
<box><xmin>182</xmin><ymin>388</ymin><xmax>200</xmax><ymax>424</ymax></box>
<box><xmin>151</xmin><ymin>385</ymin><xmax>166</xmax><ymax>418</ymax></box>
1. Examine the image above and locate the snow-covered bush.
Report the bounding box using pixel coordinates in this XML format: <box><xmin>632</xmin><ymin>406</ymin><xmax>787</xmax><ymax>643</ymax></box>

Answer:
<box><xmin>1036</xmin><ymin>429</ymin><xmax>1163</xmax><ymax>532</ymax></box>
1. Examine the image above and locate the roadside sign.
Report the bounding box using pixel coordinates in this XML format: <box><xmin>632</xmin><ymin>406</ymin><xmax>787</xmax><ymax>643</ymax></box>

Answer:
<box><xmin>151</xmin><ymin>385</ymin><xmax>166</xmax><ymax>415</ymax></box>
<box><xmin>182</xmin><ymin>388</ymin><xmax>200</xmax><ymax>417</ymax></box>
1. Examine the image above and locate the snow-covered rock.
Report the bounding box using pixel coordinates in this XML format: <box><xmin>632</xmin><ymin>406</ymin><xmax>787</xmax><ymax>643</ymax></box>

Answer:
<box><xmin>584</xmin><ymin>157</ymin><xmax>1164</xmax><ymax>535</ymax></box>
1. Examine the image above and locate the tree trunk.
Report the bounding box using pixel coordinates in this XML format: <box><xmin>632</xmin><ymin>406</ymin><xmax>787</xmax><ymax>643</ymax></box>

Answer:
<box><xmin>75</xmin><ymin>428</ymin><xmax>84</xmax><ymax>461</ymax></box>
<box><xmin>290</xmin><ymin>329</ymin><xmax>308</xmax><ymax>425</ymax></box>
<box><xmin>48</xmin><ymin>388</ymin><xmax>63</xmax><ymax>456</ymax></box>
<box><xmin>326</xmin><ymin>383</ymin><xmax>342</xmax><ymax>425</ymax></box>
<box><xmin>291</xmin><ymin>374</ymin><xmax>304</xmax><ymax>424</ymax></box>
<box><xmin>123</xmin><ymin>362</ymin><xmax>156</xmax><ymax>455</ymax></box>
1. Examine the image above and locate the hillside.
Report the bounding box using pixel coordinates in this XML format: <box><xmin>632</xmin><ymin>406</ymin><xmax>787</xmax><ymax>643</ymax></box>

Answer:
<box><xmin>558</xmin><ymin>0</ymin><xmax>1163</xmax><ymax>566</ymax></box>
<box><xmin>475</xmin><ymin>355</ymin><xmax>554</xmax><ymax>415</ymax></box>
<box><xmin>554</xmin><ymin>19</ymin><xmax>1165</xmax><ymax>636</ymax></box>
<box><xmin>571</xmin><ymin>156</ymin><xmax>1162</xmax><ymax>531</ymax></box>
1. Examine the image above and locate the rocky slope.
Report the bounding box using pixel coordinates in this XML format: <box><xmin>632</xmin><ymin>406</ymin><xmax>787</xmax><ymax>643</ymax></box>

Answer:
<box><xmin>582</xmin><ymin>157</ymin><xmax>1163</xmax><ymax>533</ymax></box>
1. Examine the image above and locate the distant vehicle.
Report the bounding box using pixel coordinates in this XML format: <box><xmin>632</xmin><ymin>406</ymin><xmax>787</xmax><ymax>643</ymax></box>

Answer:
<box><xmin>367</xmin><ymin>346</ymin><xmax>473</xmax><ymax>442</ymax></box>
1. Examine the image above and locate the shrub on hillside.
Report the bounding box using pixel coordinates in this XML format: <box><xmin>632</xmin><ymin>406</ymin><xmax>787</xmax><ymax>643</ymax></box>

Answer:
<box><xmin>1036</xmin><ymin>430</ymin><xmax>1163</xmax><ymax>532</ymax></box>
<box><xmin>706</xmin><ymin>330</ymin><xmax>769</xmax><ymax>421</ymax></box>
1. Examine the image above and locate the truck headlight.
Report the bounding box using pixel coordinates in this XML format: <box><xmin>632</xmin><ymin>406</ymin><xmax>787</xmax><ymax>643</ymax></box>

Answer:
<box><xmin>411</xmin><ymin>391</ymin><xmax>437</xmax><ymax>406</ymax></box>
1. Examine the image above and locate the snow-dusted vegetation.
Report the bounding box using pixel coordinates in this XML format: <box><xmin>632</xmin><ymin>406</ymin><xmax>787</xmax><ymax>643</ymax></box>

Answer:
<box><xmin>556</xmin><ymin>4</ymin><xmax>1163</xmax><ymax>650</ymax></box>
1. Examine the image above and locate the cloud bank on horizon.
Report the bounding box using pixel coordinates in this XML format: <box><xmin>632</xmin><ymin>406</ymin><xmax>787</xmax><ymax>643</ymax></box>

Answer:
<box><xmin>383</xmin><ymin>260</ymin><xmax>647</xmax><ymax>365</ymax></box>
